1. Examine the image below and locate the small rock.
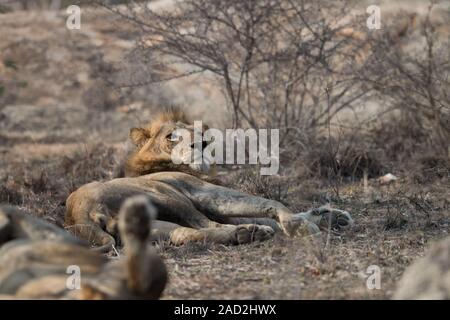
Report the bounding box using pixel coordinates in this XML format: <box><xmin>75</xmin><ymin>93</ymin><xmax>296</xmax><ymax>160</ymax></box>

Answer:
<box><xmin>378</xmin><ymin>173</ymin><xmax>398</xmax><ymax>185</ymax></box>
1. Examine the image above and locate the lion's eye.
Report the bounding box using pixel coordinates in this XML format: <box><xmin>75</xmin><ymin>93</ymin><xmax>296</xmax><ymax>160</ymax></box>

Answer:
<box><xmin>167</xmin><ymin>133</ymin><xmax>180</xmax><ymax>141</ymax></box>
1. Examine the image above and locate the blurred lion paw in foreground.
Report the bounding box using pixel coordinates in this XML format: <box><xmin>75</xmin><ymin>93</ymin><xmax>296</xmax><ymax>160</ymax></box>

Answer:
<box><xmin>0</xmin><ymin>196</ymin><xmax>167</xmax><ymax>300</ymax></box>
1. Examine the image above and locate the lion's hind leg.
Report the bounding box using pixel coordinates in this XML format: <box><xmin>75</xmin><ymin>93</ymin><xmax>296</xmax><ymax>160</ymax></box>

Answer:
<box><xmin>233</xmin><ymin>224</ymin><xmax>275</xmax><ymax>244</ymax></box>
<box><xmin>164</xmin><ymin>223</ymin><xmax>274</xmax><ymax>246</ymax></box>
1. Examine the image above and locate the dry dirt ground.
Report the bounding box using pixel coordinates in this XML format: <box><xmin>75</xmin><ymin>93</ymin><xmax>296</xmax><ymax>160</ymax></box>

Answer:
<box><xmin>0</xmin><ymin>5</ymin><xmax>449</xmax><ymax>299</ymax></box>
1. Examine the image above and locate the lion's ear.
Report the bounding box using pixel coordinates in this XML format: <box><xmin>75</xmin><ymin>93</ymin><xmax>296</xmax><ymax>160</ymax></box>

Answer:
<box><xmin>130</xmin><ymin>128</ymin><xmax>150</xmax><ymax>146</ymax></box>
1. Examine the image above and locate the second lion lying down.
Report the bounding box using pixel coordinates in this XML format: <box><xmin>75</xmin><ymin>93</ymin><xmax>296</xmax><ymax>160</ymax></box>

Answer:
<box><xmin>0</xmin><ymin>198</ymin><xmax>167</xmax><ymax>299</ymax></box>
<box><xmin>65</xmin><ymin>111</ymin><xmax>353</xmax><ymax>251</ymax></box>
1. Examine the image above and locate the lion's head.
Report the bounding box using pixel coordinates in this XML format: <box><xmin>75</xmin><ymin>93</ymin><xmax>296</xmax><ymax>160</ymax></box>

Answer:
<box><xmin>124</xmin><ymin>110</ymin><xmax>210</xmax><ymax>177</ymax></box>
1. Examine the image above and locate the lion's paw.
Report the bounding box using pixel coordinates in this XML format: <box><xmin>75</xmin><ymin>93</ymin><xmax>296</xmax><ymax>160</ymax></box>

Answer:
<box><xmin>235</xmin><ymin>224</ymin><xmax>274</xmax><ymax>244</ymax></box>
<box><xmin>302</xmin><ymin>206</ymin><xmax>354</xmax><ymax>231</ymax></box>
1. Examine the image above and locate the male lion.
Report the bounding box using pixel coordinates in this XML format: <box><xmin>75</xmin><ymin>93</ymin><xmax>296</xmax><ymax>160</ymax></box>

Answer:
<box><xmin>0</xmin><ymin>197</ymin><xmax>167</xmax><ymax>299</ymax></box>
<box><xmin>65</xmin><ymin>110</ymin><xmax>353</xmax><ymax>251</ymax></box>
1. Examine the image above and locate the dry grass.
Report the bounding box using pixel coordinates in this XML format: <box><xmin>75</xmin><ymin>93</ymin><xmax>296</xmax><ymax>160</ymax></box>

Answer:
<box><xmin>160</xmin><ymin>171</ymin><xmax>449</xmax><ymax>299</ymax></box>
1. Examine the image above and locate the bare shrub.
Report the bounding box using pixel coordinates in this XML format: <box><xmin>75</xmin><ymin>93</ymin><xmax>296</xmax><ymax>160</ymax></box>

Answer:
<box><xmin>368</xmin><ymin>113</ymin><xmax>431</xmax><ymax>162</ymax></box>
<box><xmin>92</xmin><ymin>0</ymin><xmax>447</xmax><ymax>183</ymax></box>
<box><xmin>235</xmin><ymin>168</ymin><xmax>290</xmax><ymax>203</ymax></box>
<box><xmin>364</xmin><ymin>4</ymin><xmax>450</xmax><ymax>156</ymax></box>
<box><xmin>97</xmin><ymin>0</ymin><xmax>369</xmax><ymax>141</ymax></box>
<box><xmin>306</xmin><ymin>137</ymin><xmax>384</xmax><ymax>180</ymax></box>
<box><xmin>413</xmin><ymin>154</ymin><xmax>450</xmax><ymax>183</ymax></box>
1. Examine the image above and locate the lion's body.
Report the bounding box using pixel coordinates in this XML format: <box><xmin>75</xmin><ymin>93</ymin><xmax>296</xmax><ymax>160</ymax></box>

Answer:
<box><xmin>66</xmin><ymin>171</ymin><xmax>282</xmax><ymax>249</ymax></box>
